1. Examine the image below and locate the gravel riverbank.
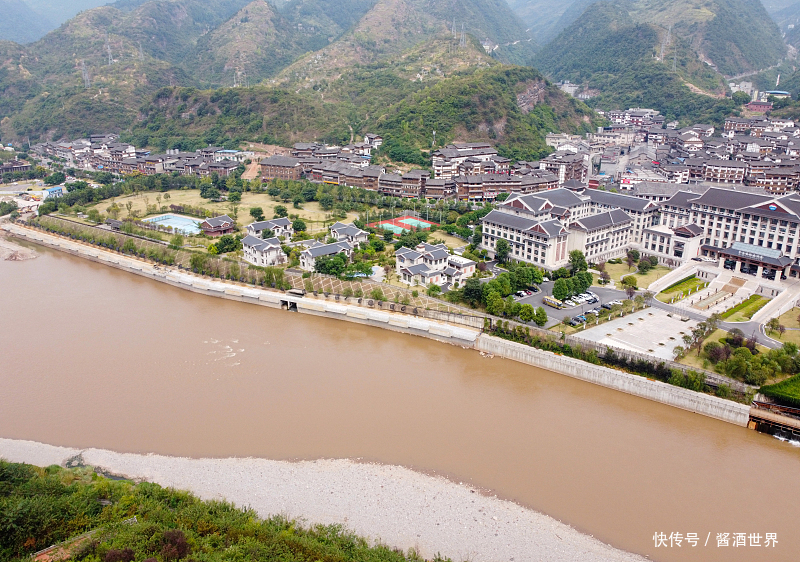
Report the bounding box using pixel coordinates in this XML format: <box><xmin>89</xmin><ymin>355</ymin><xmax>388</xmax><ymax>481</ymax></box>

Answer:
<box><xmin>0</xmin><ymin>438</ymin><xmax>647</xmax><ymax>562</ymax></box>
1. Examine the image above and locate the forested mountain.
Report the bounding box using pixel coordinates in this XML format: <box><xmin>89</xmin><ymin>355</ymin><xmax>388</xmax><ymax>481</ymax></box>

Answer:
<box><xmin>533</xmin><ymin>2</ymin><xmax>739</xmax><ymax>125</ymax></box>
<box><xmin>523</xmin><ymin>0</ymin><xmax>786</xmax><ymax>77</ymax></box>
<box><xmin>0</xmin><ymin>0</ymin><xmax>592</xmax><ymax>165</ymax></box>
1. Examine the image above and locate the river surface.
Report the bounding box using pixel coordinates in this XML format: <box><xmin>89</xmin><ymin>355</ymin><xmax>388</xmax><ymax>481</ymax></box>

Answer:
<box><xmin>2</xmin><ymin>242</ymin><xmax>799</xmax><ymax>562</ymax></box>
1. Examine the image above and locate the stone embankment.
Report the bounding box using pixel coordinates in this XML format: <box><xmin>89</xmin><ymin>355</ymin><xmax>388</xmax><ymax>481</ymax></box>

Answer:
<box><xmin>5</xmin><ymin>222</ymin><xmax>752</xmax><ymax>428</ymax></box>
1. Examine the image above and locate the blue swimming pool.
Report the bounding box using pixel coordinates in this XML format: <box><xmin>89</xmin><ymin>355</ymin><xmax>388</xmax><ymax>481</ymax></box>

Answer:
<box><xmin>142</xmin><ymin>214</ymin><xmax>201</xmax><ymax>235</ymax></box>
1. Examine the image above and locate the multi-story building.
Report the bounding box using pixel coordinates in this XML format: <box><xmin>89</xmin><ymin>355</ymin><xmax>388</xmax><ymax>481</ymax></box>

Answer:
<box><xmin>567</xmin><ymin>209</ymin><xmax>633</xmax><ymax>264</ymax></box>
<box><xmin>260</xmin><ymin>155</ymin><xmax>303</xmax><ymax>181</ymax></box>
<box><xmin>539</xmin><ymin>151</ymin><xmax>587</xmax><ymax>184</ymax></box>
<box><xmin>242</xmin><ymin>235</ymin><xmax>286</xmax><ymax>267</ymax></box>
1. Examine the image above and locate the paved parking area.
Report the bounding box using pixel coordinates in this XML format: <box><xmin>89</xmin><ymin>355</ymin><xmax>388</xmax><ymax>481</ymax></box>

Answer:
<box><xmin>574</xmin><ymin>307</ymin><xmax>699</xmax><ymax>361</ymax></box>
<box><xmin>514</xmin><ymin>282</ymin><xmax>631</xmax><ymax>327</ymax></box>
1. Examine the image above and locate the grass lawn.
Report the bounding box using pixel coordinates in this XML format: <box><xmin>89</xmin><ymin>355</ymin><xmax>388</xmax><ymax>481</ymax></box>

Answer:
<box><xmin>429</xmin><ymin>231</ymin><xmax>468</xmax><ymax>249</ymax></box>
<box><xmin>601</xmin><ymin>262</ymin><xmax>671</xmax><ymax>289</ymax></box>
<box><xmin>656</xmin><ymin>275</ymin><xmax>708</xmax><ymax>303</ymax></box>
<box><xmin>91</xmin><ymin>189</ymin><xmax>360</xmax><ymax>234</ymax></box>
<box><xmin>776</xmin><ymin>307</ymin><xmax>800</xmax><ymax>329</ymax></box>
<box><xmin>720</xmin><ymin>294</ymin><xmax>770</xmax><ymax>322</ymax></box>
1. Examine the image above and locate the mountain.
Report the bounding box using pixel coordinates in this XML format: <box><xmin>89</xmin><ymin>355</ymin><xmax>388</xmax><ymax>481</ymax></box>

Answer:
<box><xmin>0</xmin><ymin>0</ymin><xmax>590</xmax><ymax>164</ymax></box>
<box><xmin>527</xmin><ymin>0</ymin><xmax>786</xmax><ymax>77</ymax></box>
<box><xmin>276</xmin><ymin>0</ymin><xmax>536</xmax><ymax>87</ymax></box>
<box><xmin>0</xmin><ymin>0</ymin><xmax>114</xmax><ymax>43</ymax></box>
<box><xmin>0</xmin><ymin>0</ymin><xmax>54</xmax><ymax>44</ymax></box>
<box><xmin>533</xmin><ymin>2</ymin><xmax>739</xmax><ymax>125</ymax></box>
<box><xmin>184</xmin><ymin>0</ymin><xmax>377</xmax><ymax>87</ymax></box>
<box><xmin>123</xmin><ymin>66</ymin><xmax>601</xmax><ymax>164</ymax></box>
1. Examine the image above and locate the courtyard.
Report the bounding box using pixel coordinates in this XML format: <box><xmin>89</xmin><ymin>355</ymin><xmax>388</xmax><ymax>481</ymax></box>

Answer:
<box><xmin>573</xmin><ymin>307</ymin><xmax>699</xmax><ymax>361</ymax></box>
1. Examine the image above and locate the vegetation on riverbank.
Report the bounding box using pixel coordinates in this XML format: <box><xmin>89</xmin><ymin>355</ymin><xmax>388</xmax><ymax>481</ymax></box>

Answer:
<box><xmin>0</xmin><ymin>460</ymin><xmax>445</xmax><ymax>562</ymax></box>
<box><xmin>760</xmin><ymin>374</ymin><xmax>800</xmax><ymax>407</ymax></box>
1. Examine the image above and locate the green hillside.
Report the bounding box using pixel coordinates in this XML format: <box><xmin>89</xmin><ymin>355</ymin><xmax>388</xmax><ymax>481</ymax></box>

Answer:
<box><xmin>531</xmin><ymin>0</ymin><xmax>786</xmax><ymax>77</ymax></box>
<box><xmin>118</xmin><ymin>64</ymin><xmax>600</xmax><ymax>166</ymax></box>
<box><xmin>533</xmin><ymin>2</ymin><xmax>736</xmax><ymax>125</ymax></box>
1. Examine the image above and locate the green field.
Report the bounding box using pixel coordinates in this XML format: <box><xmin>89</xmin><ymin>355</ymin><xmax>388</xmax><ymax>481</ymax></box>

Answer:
<box><xmin>720</xmin><ymin>295</ymin><xmax>770</xmax><ymax>322</ymax></box>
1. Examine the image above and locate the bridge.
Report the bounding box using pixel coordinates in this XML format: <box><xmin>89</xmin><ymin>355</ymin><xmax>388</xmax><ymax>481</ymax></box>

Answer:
<box><xmin>749</xmin><ymin>402</ymin><xmax>800</xmax><ymax>435</ymax></box>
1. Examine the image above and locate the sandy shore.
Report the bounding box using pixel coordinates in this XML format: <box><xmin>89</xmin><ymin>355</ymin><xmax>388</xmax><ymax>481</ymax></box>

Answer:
<box><xmin>0</xmin><ymin>232</ymin><xmax>37</xmax><ymax>261</ymax></box>
<box><xmin>0</xmin><ymin>438</ymin><xmax>647</xmax><ymax>562</ymax></box>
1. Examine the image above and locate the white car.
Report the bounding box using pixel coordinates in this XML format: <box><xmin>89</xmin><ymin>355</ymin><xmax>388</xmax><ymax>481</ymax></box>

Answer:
<box><xmin>564</xmin><ymin>299</ymin><xmax>577</xmax><ymax>307</ymax></box>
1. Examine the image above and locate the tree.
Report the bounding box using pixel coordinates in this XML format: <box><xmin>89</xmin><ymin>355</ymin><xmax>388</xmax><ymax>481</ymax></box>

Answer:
<box><xmin>261</xmin><ymin>228</ymin><xmax>275</xmax><ymax>239</ymax></box>
<box><xmin>569</xmin><ymin>250</ymin><xmax>587</xmax><ymax>273</ymax></box>
<box><xmin>778</xmin><ymin>324</ymin><xmax>787</xmax><ymax>339</ymax></box>
<box><xmin>621</xmin><ymin>275</ymin><xmax>637</xmax><ymax>290</ymax></box>
<box><xmin>495</xmin><ymin>238</ymin><xmax>510</xmax><ymax>263</ymax></box>
<box><xmin>599</xmin><ymin>271</ymin><xmax>611</xmax><ymax>285</ymax></box>
<box><xmin>250</xmin><ymin>207</ymin><xmax>265</xmax><ymax>222</ymax></box>
<box><xmin>315</xmin><ymin>253</ymin><xmax>348</xmax><ymax>275</ymax></box>
<box><xmin>534</xmin><ymin>306</ymin><xmax>548</xmax><ymax>327</ymax></box>
<box><xmin>383</xmin><ymin>229</ymin><xmax>395</xmax><ymax>242</ymax></box>
<box><xmin>370</xmin><ymin>239</ymin><xmax>385</xmax><ymax>252</ymax></box>
<box><xmin>552</xmin><ymin>278</ymin><xmax>570</xmax><ymax>301</ymax></box>
<box><xmin>463</xmin><ymin>278</ymin><xmax>483</xmax><ymax>306</ymax></box>
<box><xmin>426</xmin><ymin>284</ymin><xmax>442</xmax><ymax>297</ymax></box>
<box><xmin>44</xmin><ymin>172</ymin><xmax>66</xmax><ymax>185</ymax></box>
<box><xmin>626</xmin><ymin>249</ymin><xmax>640</xmax><ymax>261</ymax></box>
<box><xmin>228</xmin><ymin>191</ymin><xmax>242</xmax><ymax>203</ymax></box>
<box><xmin>732</xmin><ymin>91</ymin><xmax>751</xmax><ymax>106</ymax></box>
<box><xmin>625</xmin><ymin>285</ymin><xmax>636</xmax><ymax>299</ymax></box>
<box><xmin>486</xmin><ymin>291</ymin><xmax>505</xmax><ymax>316</ymax></box>
<box><xmin>86</xmin><ymin>208</ymin><xmax>102</xmax><ymax>223</ymax></box>
<box><xmin>673</xmin><ymin>346</ymin><xmax>685</xmax><ymax>360</ymax></box>
<box><xmin>637</xmin><ymin>260</ymin><xmax>652</xmax><ymax>274</ymax></box>
<box><xmin>626</xmin><ymin>255</ymin><xmax>636</xmax><ymax>270</ymax></box>
<box><xmin>292</xmin><ymin>219</ymin><xmax>307</xmax><ymax>232</ymax></box>
<box><xmin>519</xmin><ymin>304</ymin><xmax>535</xmax><ymax>322</ymax></box>
<box><xmin>274</xmin><ymin>205</ymin><xmax>288</xmax><ymax>218</ymax></box>
<box><xmin>169</xmin><ymin>234</ymin><xmax>184</xmax><ymax>249</ymax></box>
<box><xmin>767</xmin><ymin>317</ymin><xmax>780</xmax><ymax>336</ymax></box>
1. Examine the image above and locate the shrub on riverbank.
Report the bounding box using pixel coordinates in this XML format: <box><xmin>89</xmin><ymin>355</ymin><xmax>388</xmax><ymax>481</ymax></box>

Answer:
<box><xmin>0</xmin><ymin>461</ymin><xmax>446</xmax><ymax>562</ymax></box>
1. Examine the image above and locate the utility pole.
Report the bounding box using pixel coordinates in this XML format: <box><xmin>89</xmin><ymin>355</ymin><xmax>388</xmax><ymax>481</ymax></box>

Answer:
<box><xmin>81</xmin><ymin>60</ymin><xmax>90</xmax><ymax>88</ymax></box>
<box><xmin>453</xmin><ymin>18</ymin><xmax>457</xmax><ymax>39</ymax></box>
<box><xmin>672</xmin><ymin>49</ymin><xmax>677</xmax><ymax>72</ymax></box>
<box><xmin>138</xmin><ymin>41</ymin><xmax>144</xmax><ymax>62</ymax></box>
<box><xmin>460</xmin><ymin>24</ymin><xmax>466</xmax><ymax>49</ymax></box>
<box><xmin>432</xmin><ymin>130</ymin><xmax>436</xmax><ymax>148</ymax></box>
<box><xmin>105</xmin><ymin>32</ymin><xmax>112</xmax><ymax>65</ymax></box>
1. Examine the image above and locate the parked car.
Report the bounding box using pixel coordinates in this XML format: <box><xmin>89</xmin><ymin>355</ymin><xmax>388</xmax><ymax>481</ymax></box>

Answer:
<box><xmin>573</xmin><ymin>295</ymin><xmax>587</xmax><ymax>303</ymax></box>
<box><xmin>530</xmin><ymin>285</ymin><xmax>540</xmax><ymax>293</ymax></box>
<box><xmin>569</xmin><ymin>319</ymin><xmax>582</xmax><ymax>326</ymax></box>
<box><xmin>515</xmin><ymin>291</ymin><xmax>526</xmax><ymax>298</ymax></box>
<box><xmin>587</xmin><ymin>291</ymin><xmax>598</xmax><ymax>298</ymax></box>
<box><xmin>575</xmin><ymin>315</ymin><xmax>587</xmax><ymax>322</ymax></box>
<box><xmin>601</xmin><ymin>303</ymin><xmax>613</xmax><ymax>310</ymax></box>
<box><xmin>564</xmin><ymin>299</ymin><xmax>577</xmax><ymax>307</ymax></box>
<box><xmin>524</xmin><ymin>290</ymin><xmax>533</xmax><ymax>295</ymax></box>
<box><xmin>691</xmin><ymin>257</ymin><xmax>702</xmax><ymax>261</ymax></box>
<box><xmin>609</xmin><ymin>300</ymin><xmax>623</xmax><ymax>306</ymax></box>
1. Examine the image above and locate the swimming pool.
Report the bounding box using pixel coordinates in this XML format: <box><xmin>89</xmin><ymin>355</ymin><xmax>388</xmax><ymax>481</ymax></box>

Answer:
<box><xmin>142</xmin><ymin>214</ymin><xmax>202</xmax><ymax>235</ymax></box>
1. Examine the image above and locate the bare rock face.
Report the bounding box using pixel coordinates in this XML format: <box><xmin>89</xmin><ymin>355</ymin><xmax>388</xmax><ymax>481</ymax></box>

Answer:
<box><xmin>516</xmin><ymin>80</ymin><xmax>546</xmax><ymax>113</ymax></box>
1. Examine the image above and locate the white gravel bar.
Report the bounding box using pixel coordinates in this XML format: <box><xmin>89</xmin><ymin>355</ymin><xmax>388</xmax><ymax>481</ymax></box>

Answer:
<box><xmin>0</xmin><ymin>438</ymin><xmax>647</xmax><ymax>562</ymax></box>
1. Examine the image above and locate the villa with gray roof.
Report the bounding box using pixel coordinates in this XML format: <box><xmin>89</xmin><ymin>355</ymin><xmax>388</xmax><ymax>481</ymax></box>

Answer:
<box><xmin>329</xmin><ymin>222</ymin><xmax>369</xmax><ymax>246</ymax></box>
<box><xmin>246</xmin><ymin>217</ymin><xmax>294</xmax><ymax>239</ymax></box>
<box><xmin>242</xmin><ymin>235</ymin><xmax>286</xmax><ymax>267</ymax></box>
<box><xmin>299</xmin><ymin>241</ymin><xmax>353</xmax><ymax>272</ymax></box>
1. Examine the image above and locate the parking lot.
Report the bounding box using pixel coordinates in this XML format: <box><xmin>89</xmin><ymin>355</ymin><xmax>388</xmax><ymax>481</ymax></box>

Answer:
<box><xmin>513</xmin><ymin>282</ymin><xmax>631</xmax><ymax>328</ymax></box>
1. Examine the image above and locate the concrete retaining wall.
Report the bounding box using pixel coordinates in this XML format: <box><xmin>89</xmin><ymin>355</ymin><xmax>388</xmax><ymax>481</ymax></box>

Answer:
<box><xmin>476</xmin><ymin>335</ymin><xmax>751</xmax><ymax>427</ymax></box>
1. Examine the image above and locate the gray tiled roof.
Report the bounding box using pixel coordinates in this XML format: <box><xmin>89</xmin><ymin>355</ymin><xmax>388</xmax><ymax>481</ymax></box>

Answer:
<box><xmin>571</xmin><ymin>209</ymin><xmax>632</xmax><ymax>231</ymax></box>
<box><xmin>242</xmin><ymin>235</ymin><xmax>281</xmax><ymax>251</ymax></box>
<box><xmin>587</xmin><ymin>189</ymin><xmax>656</xmax><ymax>211</ymax></box>
<box><xmin>260</xmin><ymin>155</ymin><xmax>302</xmax><ymax>167</ymax></box>
<box><xmin>482</xmin><ymin>209</ymin><xmax>538</xmax><ymax>230</ymax></box>
<box><xmin>203</xmin><ymin>215</ymin><xmax>234</xmax><ymax>228</ymax></box>
<box><xmin>305</xmin><ymin>241</ymin><xmax>351</xmax><ymax>258</ymax></box>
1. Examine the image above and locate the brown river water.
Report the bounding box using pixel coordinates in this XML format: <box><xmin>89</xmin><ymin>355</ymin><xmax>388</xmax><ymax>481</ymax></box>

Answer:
<box><xmin>1</xmin><ymin>242</ymin><xmax>799</xmax><ymax>562</ymax></box>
